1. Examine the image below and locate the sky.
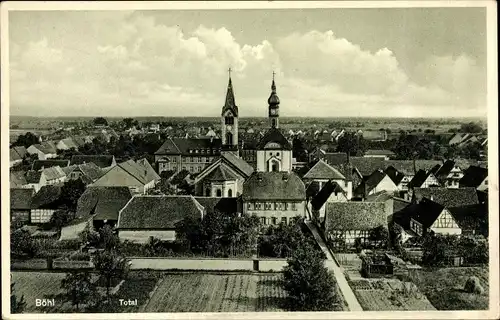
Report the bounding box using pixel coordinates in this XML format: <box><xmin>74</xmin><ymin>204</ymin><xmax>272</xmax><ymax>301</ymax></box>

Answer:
<box><xmin>8</xmin><ymin>7</ymin><xmax>488</xmax><ymax>118</ymax></box>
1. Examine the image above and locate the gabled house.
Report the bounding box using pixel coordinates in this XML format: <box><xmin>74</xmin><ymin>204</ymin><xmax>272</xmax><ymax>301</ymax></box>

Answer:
<box><xmin>30</xmin><ymin>185</ymin><xmax>63</xmax><ymax>224</ymax></box>
<box><xmin>323</xmin><ymin>201</ymin><xmax>390</xmax><ymax>246</ymax></box>
<box><xmin>193</xmin><ymin>152</ymin><xmax>254</xmax><ymax>197</ymax></box>
<box><xmin>434</xmin><ymin>160</ymin><xmax>464</xmax><ymax>189</ymax></box>
<box><xmin>353</xmin><ymin>169</ymin><xmax>399</xmax><ymax>199</ymax></box>
<box><xmin>448</xmin><ymin>204</ymin><xmax>488</xmax><ymax>237</ymax></box>
<box><xmin>309</xmin><ymin>180</ymin><xmax>348</xmax><ymax>222</ymax></box>
<box><xmin>242</xmin><ymin>172</ymin><xmax>306</xmax><ymax>225</ymax></box>
<box><xmin>459</xmin><ymin>166</ymin><xmax>488</xmax><ymax>191</ymax></box>
<box><xmin>408</xmin><ymin>169</ymin><xmax>440</xmax><ymax>190</ymax></box>
<box><xmin>56</xmin><ymin>137</ymin><xmax>79</xmax><ymax>150</ymax></box>
<box><xmin>116</xmin><ymin>195</ymin><xmax>205</xmax><ymax>243</ymax></box>
<box><xmin>11</xmin><ymin>188</ymin><xmax>35</xmax><ymax>224</ymax></box>
<box><xmin>62</xmin><ymin>162</ymin><xmax>105</xmax><ymax>184</ymax></box>
<box><xmin>403</xmin><ymin>198</ymin><xmax>462</xmax><ymax>237</ymax></box>
<box><xmin>41</xmin><ymin>166</ymin><xmax>67</xmax><ymax>185</ymax></box>
<box><xmin>27</xmin><ymin>141</ymin><xmax>58</xmax><ymax>160</ymax></box>
<box><xmin>32</xmin><ymin>159</ymin><xmax>70</xmax><ymax>171</ymax></box>
<box><xmin>10</xmin><ymin>171</ymin><xmax>29</xmax><ymax>189</ymax></box>
<box><xmin>412</xmin><ymin>187</ymin><xmax>479</xmax><ymax>208</ymax></box>
<box><xmin>91</xmin><ymin>158</ymin><xmax>160</xmax><ymax>194</ymax></box>
<box><xmin>302</xmin><ymin>159</ymin><xmax>351</xmax><ymax>199</ymax></box>
<box><xmin>384</xmin><ymin>166</ymin><xmax>407</xmax><ymax>190</ymax></box>
<box><xmin>75</xmin><ymin>186</ymin><xmax>133</xmax><ymax>229</ymax></box>
<box><xmin>70</xmin><ymin>155</ymin><xmax>116</xmax><ymax>170</ymax></box>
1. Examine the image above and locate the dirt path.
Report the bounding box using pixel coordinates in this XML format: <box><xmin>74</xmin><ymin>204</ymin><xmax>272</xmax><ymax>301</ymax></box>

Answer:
<box><xmin>305</xmin><ymin>220</ymin><xmax>363</xmax><ymax>311</ymax></box>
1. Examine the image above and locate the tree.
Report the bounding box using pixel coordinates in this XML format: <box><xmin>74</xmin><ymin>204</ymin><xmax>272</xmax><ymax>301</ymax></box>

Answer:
<box><xmin>94</xmin><ymin>251</ymin><xmax>130</xmax><ymax>299</ymax></box>
<box><xmin>60</xmin><ymin>178</ymin><xmax>86</xmax><ymax>211</ymax></box>
<box><xmin>92</xmin><ymin>117</ymin><xmax>108</xmax><ymax>127</ymax></box>
<box><xmin>99</xmin><ymin>225</ymin><xmax>119</xmax><ymax>250</ymax></box>
<box><xmin>121</xmin><ymin>117</ymin><xmax>139</xmax><ymax>129</ymax></box>
<box><xmin>61</xmin><ymin>271</ymin><xmax>100</xmax><ymax>310</ymax></box>
<box><xmin>11</xmin><ymin>281</ymin><xmax>26</xmax><ymax>313</ymax></box>
<box><xmin>11</xmin><ymin>132</ymin><xmax>39</xmax><ymax>148</ymax></box>
<box><xmin>79</xmin><ymin>224</ymin><xmax>100</xmax><ymax>247</ymax></box>
<box><xmin>282</xmin><ymin>241</ymin><xmax>338</xmax><ymax>311</ymax></box>
<box><xmin>49</xmin><ymin>209</ymin><xmax>72</xmax><ymax>230</ymax></box>
<box><xmin>336</xmin><ymin>132</ymin><xmax>367</xmax><ymax>159</ymax></box>
<box><xmin>460</xmin><ymin>122</ymin><xmax>482</xmax><ymax>133</ymax></box>
<box><xmin>11</xmin><ymin>229</ymin><xmax>38</xmax><ymax>258</ymax></box>
<box><xmin>259</xmin><ymin>219</ymin><xmax>307</xmax><ymax>258</ymax></box>
<box><xmin>368</xmin><ymin>226</ymin><xmax>389</xmax><ymax>247</ymax></box>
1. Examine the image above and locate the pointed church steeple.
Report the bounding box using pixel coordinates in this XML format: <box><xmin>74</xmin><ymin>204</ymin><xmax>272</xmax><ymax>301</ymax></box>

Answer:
<box><xmin>222</xmin><ymin>68</ymin><xmax>238</xmax><ymax>117</ymax></box>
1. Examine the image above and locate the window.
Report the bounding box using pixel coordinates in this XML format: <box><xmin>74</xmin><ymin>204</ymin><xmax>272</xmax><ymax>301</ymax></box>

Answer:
<box><xmin>194</xmin><ymin>157</ymin><xmax>198</xmax><ymax>162</ymax></box>
<box><xmin>265</xmin><ymin>202</ymin><xmax>272</xmax><ymax>210</ymax></box>
<box><xmin>195</xmin><ymin>150</ymin><xmax>199</xmax><ymax>153</ymax></box>
<box><xmin>270</xmin><ymin>152</ymin><xmax>273</xmax><ymax>156</ymax></box>
<box><xmin>291</xmin><ymin>203</ymin><xmax>297</xmax><ymax>211</ymax></box>
<box><xmin>281</xmin><ymin>217</ymin><xmax>287</xmax><ymax>225</ymax></box>
<box><xmin>271</xmin><ymin>217</ymin><xmax>277</xmax><ymax>225</ymax></box>
<box><xmin>198</xmin><ymin>166</ymin><xmax>202</xmax><ymax>172</ymax></box>
<box><xmin>277</xmin><ymin>152</ymin><xmax>280</xmax><ymax>156</ymax></box>
<box><xmin>201</xmin><ymin>149</ymin><xmax>205</xmax><ymax>154</ymax></box>
<box><xmin>216</xmin><ymin>189</ymin><xmax>222</xmax><ymax>197</ymax></box>
<box><xmin>172</xmin><ymin>157</ymin><xmax>177</xmax><ymax>163</ymax></box>
<box><xmin>189</xmin><ymin>150</ymin><xmax>193</xmax><ymax>153</ymax></box>
<box><xmin>201</xmin><ymin>157</ymin><xmax>206</xmax><ymax>162</ymax></box>
<box><xmin>226</xmin><ymin>132</ymin><xmax>233</xmax><ymax>145</ymax></box>
<box><xmin>247</xmin><ymin>203</ymin><xmax>254</xmax><ymax>210</ymax></box>
<box><xmin>228</xmin><ymin>189</ymin><xmax>233</xmax><ymax>197</ymax></box>
<box><xmin>206</xmin><ymin>188</ymin><xmax>211</xmax><ymax>196</ymax></box>
<box><xmin>260</xmin><ymin>217</ymin><xmax>267</xmax><ymax>225</ymax></box>
<box><xmin>225</xmin><ymin>117</ymin><xmax>234</xmax><ymax>125</ymax></box>
<box><xmin>284</xmin><ymin>203</ymin><xmax>288</xmax><ymax>210</ymax></box>
<box><xmin>255</xmin><ymin>203</ymin><xmax>262</xmax><ymax>210</ymax></box>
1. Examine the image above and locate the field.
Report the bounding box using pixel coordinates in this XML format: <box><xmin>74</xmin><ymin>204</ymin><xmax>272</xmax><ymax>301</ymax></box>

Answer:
<box><xmin>143</xmin><ymin>273</ymin><xmax>287</xmax><ymax>312</ymax></box>
<box><xmin>410</xmin><ymin>267</ymin><xmax>489</xmax><ymax>310</ymax></box>
<box><xmin>11</xmin><ymin>272</ymin><xmax>69</xmax><ymax>313</ymax></box>
<box><xmin>350</xmin><ymin>279</ymin><xmax>436</xmax><ymax>311</ymax></box>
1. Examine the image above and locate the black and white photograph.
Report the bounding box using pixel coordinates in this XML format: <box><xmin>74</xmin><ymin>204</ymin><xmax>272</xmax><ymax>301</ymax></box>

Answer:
<box><xmin>1</xmin><ymin>1</ymin><xmax>498</xmax><ymax>319</ymax></box>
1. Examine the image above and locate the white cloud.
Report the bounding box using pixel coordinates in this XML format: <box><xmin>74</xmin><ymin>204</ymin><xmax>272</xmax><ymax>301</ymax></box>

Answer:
<box><xmin>9</xmin><ymin>14</ymin><xmax>485</xmax><ymax>117</ymax></box>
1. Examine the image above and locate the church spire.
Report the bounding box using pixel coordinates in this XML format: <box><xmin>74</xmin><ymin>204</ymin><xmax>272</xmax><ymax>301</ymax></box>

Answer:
<box><xmin>222</xmin><ymin>67</ymin><xmax>238</xmax><ymax>116</ymax></box>
<box><xmin>268</xmin><ymin>71</ymin><xmax>280</xmax><ymax>128</ymax></box>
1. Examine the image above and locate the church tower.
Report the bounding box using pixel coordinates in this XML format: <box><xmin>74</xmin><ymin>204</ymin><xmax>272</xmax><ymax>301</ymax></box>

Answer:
<box><xmin>268</xmin><ymin>72</ymin><xmax>280</xmax><ymax>128</ymax></box>
<box><xmin>221</xmin><ymin>68</ymin><xmax>239</xmax><ymax>157</ymax></box>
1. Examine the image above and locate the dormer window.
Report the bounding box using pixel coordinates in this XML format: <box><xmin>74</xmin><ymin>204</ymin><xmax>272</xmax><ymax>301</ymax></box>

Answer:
<box><xmin>195</xmin><ymin>150</ymin><xmax>199</xmax><ymax>153</ymax></box>
<box><xmin>189</xmin><ymin>150</ymin><xmax>193</xmax><ymax>153</ymax></box>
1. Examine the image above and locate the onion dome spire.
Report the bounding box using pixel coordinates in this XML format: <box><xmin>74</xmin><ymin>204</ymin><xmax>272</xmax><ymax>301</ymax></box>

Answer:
<box><xmin>268</xmin><ymin>71</ymin><xmax>280</xmax><ymax>105</ymax></box>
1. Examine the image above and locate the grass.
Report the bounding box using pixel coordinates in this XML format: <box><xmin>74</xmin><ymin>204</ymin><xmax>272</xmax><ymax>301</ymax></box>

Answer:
<box><xmin>410</xmin><ymin>266</ymin><xmax>489</xmax><ymax>310</ymax></box>
<box><xmin>143</xmin><ymin>273</ymin><xmax>286</xmax><ymax>312</ymax></box>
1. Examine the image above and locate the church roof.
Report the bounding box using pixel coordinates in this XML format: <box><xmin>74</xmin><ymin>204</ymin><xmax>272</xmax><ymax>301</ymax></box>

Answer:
<box><xmin>221</xmin><ymin>152</ymin><xmax>254</xmax><ymax>177</ymax></box>
<box><xmin>268</xmin><ymin>79</ymin><xmax>280</xmax><ymax>105</ymax></box>
<box><xmin>242</xmin><ymin>172</ymin><xmax>305</xmax><ymax>201</ymax></box>
<box><xmin>204</xmin><ymin>166</ymin><xmax>239</xmax><ymax>181</ymax></box>
<box><xmin>221</xmin><ymin>77</ymin><xmax>238</xmax><ymax>116</ymax></box>
<box><xmin>256</xmin><ymin>127</ymin><xmax>292</xmax><ymax>150</ymax></box>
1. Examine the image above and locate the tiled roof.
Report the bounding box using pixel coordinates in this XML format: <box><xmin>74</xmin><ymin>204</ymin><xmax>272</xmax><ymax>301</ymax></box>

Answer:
<box><xmin>354</xmin><ymin>170</ymin><xmax>387</xmax><ymax>195</ymax></box>
<box><xmin>385</xmin><ymin>160</ymin><xmax>442</xmax><ymax>176</ymax></box>
<box><xmin>204</xmin><ymin>166</ymin><xmax>238</xmax><ymax>181</ymax></box>
<box><xmin>306</xmin><ymin>181</ymin><xmax>321</xmax><ymax>199</ymax></box>
<box><xmin>194</xmin><ymin>197</ymin><xmax>241</xmax><ymax>215</ymax></box>
<box><xmin>411</xmin><ymin>198</ymin><xmax>445</xmax><ymax>229</ymax></box>
<box><xmin>32</xmin><ymin>160</ymin><xmax>70</xmax><ymax>171</ymax></box>
<box><xmin>311</xmin><ymin>180</ymin><xmax>344</xmax><ymax>210</ymax></box>
<box><xmin>221</xmin><ymin>152</ymin><xmax>254</xmax><ymax>177</ymax></box>
<box><xmin>42</xmin><ymin>166</ymin><xmax>66</xmax><ymax>181</ymax></box>
<box><xmin>12</xmin><ymin>146</ymin><xmax>27</xmax><ymax>158</ymax></box>
<box><xmin>136</xmin><ymin>158</ymin><xmax>161</xmax><ymax>182</ymax></box>
<box><xmin>413</xmin><ymin>187</ymin><xmax>479</xmax><ymax>208</ymax></box>
<box><xmin>70</xmin><ymin>155</ymin><xmax>115</xmax><ymax>168</ymax></box>
<box><xmin>38</xmin><ymin>141</ymin><xmax>57</xmax><ymax>154</ymax></box>
<box><xmin>117</xmin><ymin>195</ymin><xmax>204</xmax><ymax>229</ymax></box>
<box><xmin>364</xmin><ymin>190</ymin><xmax>393</xmax><ymax>203</ymax></box>
<box><xmin>155</xmin><ymin>138</ymin><xmax>222</xmax><ymax>155</ymax></box>
<box><xmin>10</xmin><ymin>171</ymin><xmax>28</xmax><ymax>187</ymax></box>
<box><xmin>303</xmin><ymin>159</ymin><xmax>346</xmax><ymax>180</ymax></box>
<box><xmin>76</xmin><ymin>186</ymin><xmax>133</xmax><ymax>221</ymax></box>
<box><xmin>325</xmin><ymin>202</ymin><xmax>387</xmax><ymax>231</ymax></box>
<box><xmin>393</xmin><ymin>197</ymin><xmax>411</xmax><ymax>214</ymax></box>
<box><xmin>449</xmin><ymin>204</ymin><xmax>488</xmax><ymax>236</ymax></box>
<box><xmin>459</xmin><ymin>166</ymin><xmax>488</xmax><ymax>188</ymax></box>
<box><xmin>256</xmin><ymin>128</ymin><xmax>292</xmax><ymax>150</ymax></box>
<box><xmin>31</xmin><ymin>185</ymin><xmax>62</xmax><ymax>209</ymax></box>
<box><xmin>10</xmin><ymin>149</ymin><xmax>22</xmax><ymax>161</ymax></box>
<box><xmin>70</xmin><ymin>163</ymin><xmax>106</xmax><ymax>182</ymax></box>
<box><xmin>435</xmin><ymin>160</ymin><xmax>455</xmax><ymax>178</ymax></box>
<box><xmin>322</xmin><ymin>153</ymin><xmax>348</xmax><ymax>166</ymax></box>
<box><xmin>350</xmin><ymin>157</ymin><xmax>387</xmax><ymax>176</ymax></box>
<box><xmin>10</xmin><ymin>188</ymin><xmax>34</xmax><ymax>210</ymax></box>
<box><xmin>408</xmin><ymin>170</ymin><xmax>434</xmax><ymax>188</ymax></box>
<box><xmin>242</xmin><ymin>172</ymin><xmax>306</xmax><ymax>201</ymax></box>
<box><xmin>59</xmin><ymin>137</ymin><xmax>79</xmax><ymax>149</ymax></box>
<box><xmin>384</xmin><ymin>166</ymin><xmax>405</xmax><ymax>185</ymax></box>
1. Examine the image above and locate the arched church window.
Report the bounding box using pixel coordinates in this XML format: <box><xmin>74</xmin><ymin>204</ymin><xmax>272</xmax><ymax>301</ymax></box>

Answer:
<box><xmin>226</xmin><ymin>132</ymin><xmax>233</xmax><ymax>145</ymax></box>
<box><xmin>228</xmin><ymin>189</ymin><xmax>233</xmax><ymax>197</ymax></box>
<box><xmin>206</xmin><ymin>188</ymin><xmax>211</xmax><ymax>196</ymax></box>
<box><xmin>216</xmin><ymin>189</ymin><xmax>222</xmax><ymax>197</ymax></box>
<box><xmin>271</xmin><ymin>118</ymin><xmax>277</xmax><ymax>127</ymax></box>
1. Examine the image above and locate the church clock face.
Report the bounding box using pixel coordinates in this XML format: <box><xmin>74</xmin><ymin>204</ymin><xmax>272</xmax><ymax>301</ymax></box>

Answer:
<box><xmin>226</xmin><ymin>125</ymin><xmax>232</xmax><ymax>131</ymax></box>
<box><xmin>270</xmin><ymin>108</ymin><xmax>277</xmax><ymax>115</ymax></box>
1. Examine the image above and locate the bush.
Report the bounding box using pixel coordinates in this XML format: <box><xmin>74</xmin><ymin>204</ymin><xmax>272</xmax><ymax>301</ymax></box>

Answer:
<box><xmin>464</xmin><ymin>276</ymin><xmax>484</xmax><ymax>295</ymax></box>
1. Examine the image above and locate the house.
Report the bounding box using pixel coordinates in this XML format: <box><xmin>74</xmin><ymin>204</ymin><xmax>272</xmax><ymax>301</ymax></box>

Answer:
<box><xmin>384</xmin><ymin>166</ymin><xmax>407</xmax><ymax>190</ymax></box>
<box><xmin>397</xmin><ymin>198</ymin><xmax>462</xmax><ymax>237</ymax></box>
<box><xmin>40</xmin><ymin>166</ymin><xmax>67</xmax><ymax>185</ymax></box>
<box><xmin>10</xmin><ymin>188</ymin><xmax>35</xmax><ymax>224</ymax></box>
<box><xmin>91</xmin><ymin>158</ymin><xmax>160</xmax><ymax>194</ymax></box>
<box><xmin>62</xmin><ymin>162</ymin><xmax>105</xmax><ymax>184</ymax></box>
<box><xmin>412</xmin><ymin>187</ymin><xmax>479</xmax><ymax>208</ymax></box>
<box><xmin>12</xmin><ymin>146</ymin><xmax>28</xmax><ymax>158</ymax></box>
<box><xmin>116</xmin><ymin>195</ymin><xmax>205</xmax><ymax>243</ymax></box>
<box><xmin>407</xmin><ymin>169</ymin><xmax>440</xmax><ymax>190</ymax></box>
<box><xmin>448</xmin><ymin>204</ymin><xmax>488</xmax><ymax>237</ymax></box>
<box><xmin>350</xmin><ymin>157</ymin><xmax>387</xmax><ymax>179</ymax></box>
<box><xmin>459</xmin><ymin>166</ymin><xmax>488</xmax><ymax>191</ymax></box>
<box><xmin>154</xmin><ymin>137</ymin><xmax>222</xmax><ymax>174</ymax></box>
<box><xmin>56</xmin><ymin>137</ymin><xmax>79</xmax><ymax>150</ymax></box>
<box><xmin>309</xmin><ymin>180</ymin><xmax>348</xmax><ymax>222</ymax></box>
<box><xmin>364</xmin><ymin>149</ymin><xmax>395</xmax><ymax>160</ymax></box>
<box><xmin>242</xmin><ymin>172</ymin><xmax>306</xmax><ymax>225</ymax></box>
<box><xmin>193</xmin><ymin>152</ymin><xmax>254</xmax><ymax>197</ymax></box>
<box><xmin>434</xmin><ymin>160</ymin><xmax>464</xmax><ymax>188</ymax></box>
<box><xmin>27</xmin><ymin>141</ymin><xmax>58</xmax><ymax>160</ymax></box>
<box><xmin>70</xmin><ymin>155</ymin><xmax>116</xmax><ymax>169</ymax></box>
<box><xmin>25</xmin><ymin>171</ymin><xmax>45</xmax><ymax>192</ymax></box>
<box><xmin>302</xmin><ymin>159</ymin><xmax>351</xmax><ymax>199</ymax></box>
<box><xmin>193</xmin><ymin>196</ymin><xmax>242</xmax><ymax>215</ymax></box>
<box><xmin>32</xmin><ymin>159</ymin><xmax>70</xmax><ymax>171</ymax></box>
<box><xmin>30</xmin><ymin>185</ymin><xmax>63</xmax><ymax>224</ymax></box>
<box><xmin>75</xmin><ymin>186</ymin><xmax>133</xmax><ymax>229</ymax></box>
<box><xmin>385</xmin><ymin>160</ymin><xmax>442</xmax><ymax>180</ymax></box>
<box><xmin>323</xmin><ymin>202</ymin><xmax>389</xmax><ymax>247</ymax></box>
<box><xmin>353</xmin><ymin>169</ymin><xmax>399</xmax><ymax>199</ymax></box>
